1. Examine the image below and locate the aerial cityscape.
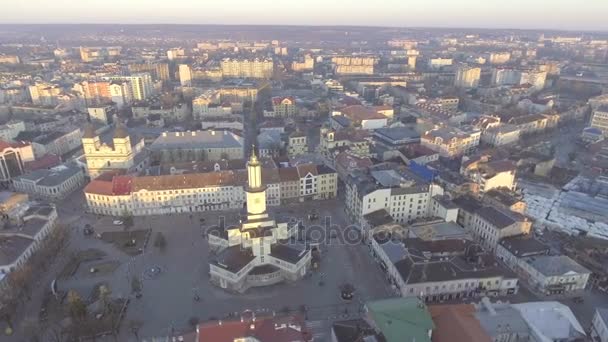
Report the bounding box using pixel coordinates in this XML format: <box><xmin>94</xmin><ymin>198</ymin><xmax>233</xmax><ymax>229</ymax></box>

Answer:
<box><xmin>1</xmin><ymin>1</ymin><xmax>608</xmax><ymax>341</ymax></box>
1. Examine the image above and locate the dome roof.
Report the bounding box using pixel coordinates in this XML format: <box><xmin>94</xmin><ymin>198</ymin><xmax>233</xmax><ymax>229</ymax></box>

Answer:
<box><xmin>83</xmin><ymin>124</ymin><xmax>96</xmax><ymax>139</ymax></box>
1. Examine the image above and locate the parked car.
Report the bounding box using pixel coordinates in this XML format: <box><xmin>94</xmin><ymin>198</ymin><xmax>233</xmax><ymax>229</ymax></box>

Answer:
<box><xmin>113</xmin><ymin>220</ymin><xmax>123</xmax><ymax>226</ymax></box>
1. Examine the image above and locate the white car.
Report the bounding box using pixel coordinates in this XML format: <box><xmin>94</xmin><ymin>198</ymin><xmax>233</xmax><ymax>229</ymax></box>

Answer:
<box><xmin>113</xmin><ymin>220</ymin><xmax>123</xmax><ymax>226</ymax></box>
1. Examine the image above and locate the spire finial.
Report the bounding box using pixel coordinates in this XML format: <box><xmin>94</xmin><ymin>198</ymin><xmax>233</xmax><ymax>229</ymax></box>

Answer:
<box><xmin>249</xmin><ymin>145</ymin><xmax>259</xmax><ymax>164</ymax></box>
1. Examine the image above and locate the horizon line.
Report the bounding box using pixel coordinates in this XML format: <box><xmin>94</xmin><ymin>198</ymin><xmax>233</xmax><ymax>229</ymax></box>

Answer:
<box><xmin>0</xmin><ymin>22</ymin><xmax>606</xmax><ymax>34</ymax></box>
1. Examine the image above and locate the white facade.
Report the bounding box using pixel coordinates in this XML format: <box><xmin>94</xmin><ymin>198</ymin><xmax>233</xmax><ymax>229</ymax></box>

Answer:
<box><xmin>0</xmin><ymin>206</ymin><xmax>58</xmax><ymax>275</ymax></box>
<box><xmin>592</xmin><ymin>309</ymin><xmax>608</xmax><ymax>342</ymax></box>
<box><xmin>347</xmin><ymin>181</ymin><xmax>444</xmax><ymax>227</ymax></box>
<box><xmin>518</xmin><ymin>255</ymin><xmax>590</xmax><ymax>295</ymax></box>
<box><xmin>481</xmin><ymin>124</ymin><xmax>520</xmax><ymax>146</ymax></box>
<box><xmin>421</xmin><ymin>128</ymin><xmax>481</xmax><ymax>158</ymax></box>
<box><xmin>12</xmin><ymin>165</ymin><xmax>85</xmax><ymax>201</ymax></box>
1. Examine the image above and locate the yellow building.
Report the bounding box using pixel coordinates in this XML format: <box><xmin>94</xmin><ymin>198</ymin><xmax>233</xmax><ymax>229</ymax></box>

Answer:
<box><xmin>82</xmin><ymin>124</ymin><xmax>146</xmax><ymax>178</ymax></box>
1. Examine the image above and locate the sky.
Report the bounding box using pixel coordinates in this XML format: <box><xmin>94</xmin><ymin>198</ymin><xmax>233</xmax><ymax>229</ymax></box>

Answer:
<box><xmin>1</xmin><ymin>0</ymin><xmax>607</xmax><ymax>31</ymax></box>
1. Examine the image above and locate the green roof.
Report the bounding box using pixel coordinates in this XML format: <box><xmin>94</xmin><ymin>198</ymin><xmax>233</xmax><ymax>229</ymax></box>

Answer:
<box><xmin>366</xmin><ymin>297</ymin><xmax>434</xmax><ymax>342</ymax></box>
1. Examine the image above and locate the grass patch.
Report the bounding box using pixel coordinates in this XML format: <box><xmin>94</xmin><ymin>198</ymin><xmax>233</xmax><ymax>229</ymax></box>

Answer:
<box><xmin>100</xmin><ymin>229</ymin><xmax>151</xmax><ymax>256</ymax></box>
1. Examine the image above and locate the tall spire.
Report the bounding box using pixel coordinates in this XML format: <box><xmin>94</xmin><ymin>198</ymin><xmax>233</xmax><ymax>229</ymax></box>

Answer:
<box><xmin>249</xmin><ymin>145</ymin><xmax>259</xmax><ymax>165</ymax></box>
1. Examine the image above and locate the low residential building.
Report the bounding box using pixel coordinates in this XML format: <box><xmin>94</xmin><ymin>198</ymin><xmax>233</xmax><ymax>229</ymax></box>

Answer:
<box><xmin>267</xmin><ymin>96</ymin><xmax>297</xmax><ymax>118</ymax></box>
<box><xmin>512</xmin><ymin>302</ymin><xmax>586</xmax><ymax>341</ymax></box>
<box><xmin>429</xmin><ymin>196</ymin><xmax>460</xmax><ymax>223</ymax></box>
<box><xmin>397</xmin><ymin>144</ymin><xmax>439</xmax><ymax>165</ymax></box>
<box><xmin>469</xmin><ymin>206</ymin><xmax>532</xmax><ymax>251</ymax></box>
<box><xmin>12</xmin><ymin>163</ymin><xmax>85</xmax><ymax>200</ymax></box>
<box><xmin>592</xmin><ymin>308</ymin><xmax>608</xmax><ymax>342</ymax></box>
<box><xmin>421</xmin><ymin>126</ymin><xmax>481</xmax><ymax>158</ymax></box>
<box><xmin>87</xmin><ymin>105</ymin><xmax>115</xmax><ymax>125</ymax></box>
<box><xmin>496</xmin><ymin>235</ymin><xmax>550</xmax><ymax>277</ymax></box>
<box><xmin>518</xmin><ymin>255</ymin><xmax>591</xmax><ymax>295</ymax></box>
<box><xmin>380</xmin><ymin>238</ymin><xmax>519</xmax><ymax>302</ymax></box>
<box><xmin>461</xmin><ymin>157</ymin><xmax>517</xmax><ymax>193</ymax></box>
<box><xmin>334</xmin><ymin>152</ymin><xmax>373</xmax><ymax>181</ymax></box>
<box><xmin>319</xmin><ymin>128</ymin><xmax>371</xmax><ymax>160</ymax></box>
<box><xmin>0</xmin><ymin>205</ymin><xmax>58</xmax><ymax>281</ymax></box>
<box><xmin>345</xmin><ymin>169</ymin><xmax>444</xmax><ymax>227</ymax></box>
<box><xmin>508</xmin><ymin>114</ymin><xmax>550</xmax><ymax>135</ymax></box>
<box><xmin>287</xmin><ymin>131</ymin><xmax>308</xmax><ymax>158</ymax></box>
<box><xmin>338</xmin><ymin>105</ymin><xmax>392</xmax><ymax>129</ymax></box>
<box><xmin>0</xmin><ymin>120</ymin><xmax>26</xmax><ymax>142</ymax></box>
<box><xmin>149</xmin><ymin>130</ymin><xmax>244</xmax><ymax>163</ymax></box>
<box><xmin>409</xmin><ymin>219</ymin><xmax>470</xmax><ymax>240</ymax></box>
<box><xmin>373</xmin><ymin>127</ymin><xmax>420</xmax><ymax>149</ymax></box>
<box><xmin>480</xmin><ymin>124</ymin><xmax>520</xmax><ymax>146</ymax></box>
<box><xmin>482</xmin><ymin>188</ymin><xmax>526</xmax><ymax>214</ymax></box>
<box><xmin>15</xmin><ymin>129</ymin><xmax>82</xmax><ymax>158</ymax></box>
<box><xmin>473</xmin><ymin>298</ymin><xmax>532</xmax><ymax>341</ymax></box>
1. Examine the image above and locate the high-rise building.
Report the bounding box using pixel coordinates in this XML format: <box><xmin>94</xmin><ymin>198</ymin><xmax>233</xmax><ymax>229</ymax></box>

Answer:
<box><xmin>166</xmin><ymin>47</ymin><xmax>186</xmax><ymax>61</ymax></box>
<box><xmin>332</xmin><ymin>56</ymin><xmax>376</xmax><ymax>75</ymax></box>
<box><xmin>79</xmin><ymin>46</ymin><xmax>121</xmax><ymax>62</ymax></box>
<box><xmin>220</xmin><ymin>58</ymin><xmax>274</xmax><ymax>79</ymax></box>
<box><xmin>103</xmin><ymin>73</ymin><xmax>153</xmax><ymax>101</ymax></box>
<box><xmin>488</xmin><ymin>52</ymin><xmax>511</xmax><ymax>65</ymax></box>
<box><xmin>128</xmin><ymin>62</ymin><xmax>170</xmax><ymax>81</ymax></box>
<box><xmin>178</xmin><ymin>64</ymin><xmax>192</xmax><ymax>86</ymax></box>
<box><xmin>455</xmin><ymin>64</ymin><xmax>481</xmax><ymax>88</ymax></box>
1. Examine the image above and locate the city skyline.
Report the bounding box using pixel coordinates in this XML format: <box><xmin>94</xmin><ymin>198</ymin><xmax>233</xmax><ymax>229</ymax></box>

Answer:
<box><xmin>1</xmin><ymin>0</ymin><xmax>608</xmax><ymax>31</ymax></box>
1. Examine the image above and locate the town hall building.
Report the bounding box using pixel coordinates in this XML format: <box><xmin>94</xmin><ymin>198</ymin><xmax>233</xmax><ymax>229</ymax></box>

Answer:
<box><xmin>208</xmin><ymin>150</ymin><xmax>311</xmax><ymax>292</ymax></box>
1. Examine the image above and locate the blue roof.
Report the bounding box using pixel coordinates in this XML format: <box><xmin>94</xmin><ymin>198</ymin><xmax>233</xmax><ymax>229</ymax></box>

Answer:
<box><xmin>583</xmin><ymin>127</ymin><xmax>603</xmax><ymax>135</ymax></box>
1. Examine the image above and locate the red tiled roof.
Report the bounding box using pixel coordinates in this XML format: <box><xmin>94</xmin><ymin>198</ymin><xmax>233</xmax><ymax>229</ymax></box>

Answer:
<box><xmin>84</xmin><ymin>179</ymin><xmax>114</xmax><ymax>196</ymax></box>
<box><xmin>429</xmin><ymin>304</ymin><xmax>491</xmax><ymax>342</ymax></box>
<box><xmin>24</xmin><ymin>154</ymin><xmax>62</xmax><ymax>171</ymax></box>
<box><xmin>197</xmin><ymin>315</ymin><xmax>311</xmax><ymax>342</ymax></box>
<box><xmin>272</xmin><ymin>96</ymin><xmax>295</xmax><ymax>106</ymax></box>
<box><xmin>0</xmin><ymin>139</ymin><xmax>30</xmax><ymax>151</ymax></box>
<box><xmin>112</xmin><ymin>175</ymin><xmax>133</xmax><ymax>195</ymax></box>
<box><xmin>340</xmin><ymin>105</ymin><xmax>386</xmax><ymax>122</ymax></box>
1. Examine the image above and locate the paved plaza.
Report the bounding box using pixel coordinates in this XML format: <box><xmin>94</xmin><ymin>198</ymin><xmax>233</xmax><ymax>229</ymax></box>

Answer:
<box><xmin>47</xmin><ymin>196</ymin><xmax>394</xmax><ymax>340</ymax></box>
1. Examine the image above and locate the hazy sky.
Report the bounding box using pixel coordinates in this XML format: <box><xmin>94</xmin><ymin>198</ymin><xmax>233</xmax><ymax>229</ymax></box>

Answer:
<box><xmin>1</xmin><ymin>0</ymin><xmax>607</xmax><ymax>31</ymax></box>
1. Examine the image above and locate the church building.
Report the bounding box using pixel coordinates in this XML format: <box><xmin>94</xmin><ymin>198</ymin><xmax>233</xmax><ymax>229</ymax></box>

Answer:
<box><xmin>81</xmin><ymin>123</ymin><xmax>147</xmax><ymax>178</ymax></box>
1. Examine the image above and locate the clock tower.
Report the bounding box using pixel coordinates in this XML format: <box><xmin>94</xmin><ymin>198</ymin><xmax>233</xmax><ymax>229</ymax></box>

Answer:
<box><xmin>245</xmin><ymin>150</ymin><xmax>268</xmax><ymax>220</ymax></box>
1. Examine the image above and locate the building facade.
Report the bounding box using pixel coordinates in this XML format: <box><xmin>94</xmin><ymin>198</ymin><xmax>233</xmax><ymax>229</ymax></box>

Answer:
<box><xmin>207</xmin><ymin>152</ymin><xmax>310</xmax><ymax>292</ymax></box>
<box><xmin>81</xmin><ymin>124</ymin><xmax>146</xmax><ymax>179</ymax></box>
